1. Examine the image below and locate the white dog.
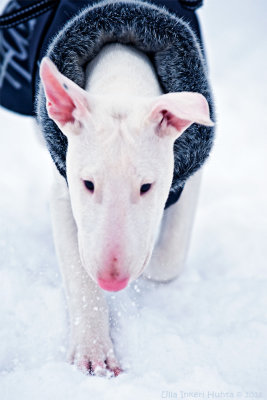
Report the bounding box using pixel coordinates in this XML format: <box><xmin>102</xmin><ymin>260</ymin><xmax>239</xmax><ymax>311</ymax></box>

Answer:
<box><xmin>39</xmin><ymin>43</ymin><xmax>213</xmax><ymax>376</ymax></box>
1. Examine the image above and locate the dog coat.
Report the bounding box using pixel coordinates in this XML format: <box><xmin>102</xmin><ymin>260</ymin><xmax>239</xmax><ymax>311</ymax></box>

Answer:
<box><xmin>1</xmin><ymin>0</ymin><xmax>214</xmax><ymax>208</ymax></box>
<box><xmin>0</xmin><ymin>0</ymin><xmax>203</xmax><ymax>115</ymax></box>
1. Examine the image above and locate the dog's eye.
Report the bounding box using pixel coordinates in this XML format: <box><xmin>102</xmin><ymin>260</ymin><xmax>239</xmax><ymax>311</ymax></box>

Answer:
<box><xmin>84</xmin><ymin>180</ymin><xmax>94</xmax><ymax>192</ymax></box>
<box><xmin>140</xmin><ymin>183</ymin><xmax>152</xmax><ymax>195</ymax></box>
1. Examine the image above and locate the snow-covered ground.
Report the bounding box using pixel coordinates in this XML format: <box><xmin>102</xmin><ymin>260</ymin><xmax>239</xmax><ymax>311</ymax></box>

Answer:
<box><xmin>0</xmin><ymin>1</ymin><xmax>267</xmax><ymax>399</ymax></box>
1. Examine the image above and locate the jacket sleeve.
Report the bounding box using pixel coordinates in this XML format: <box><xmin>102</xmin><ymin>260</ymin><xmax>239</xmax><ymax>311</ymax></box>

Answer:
<box><xmin>179</xmin><ymin>0</ymin><xmax>203</xmax><ymax>10</ymax></box>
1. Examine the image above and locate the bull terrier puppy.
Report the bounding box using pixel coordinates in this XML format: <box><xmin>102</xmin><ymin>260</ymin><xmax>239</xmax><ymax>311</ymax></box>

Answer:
<box><xmin>39</xmin><ymin>43</ymin><xmax>213</xmax><ymax>376</ymax></box>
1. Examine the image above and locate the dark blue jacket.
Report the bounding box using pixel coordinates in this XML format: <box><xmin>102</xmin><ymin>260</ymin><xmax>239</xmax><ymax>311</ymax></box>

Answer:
<box><xmin>0</xmin><ymin>0</ymin><xmax>203</xmax><ymax>116</ymax></box>
<box><xmin>0</xmin><ymin>0</ymin><xmax>207</xmax><ymax>209</ymax></box>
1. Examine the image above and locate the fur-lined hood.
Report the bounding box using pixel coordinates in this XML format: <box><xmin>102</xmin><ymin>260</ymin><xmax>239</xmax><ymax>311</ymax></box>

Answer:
<box><xmin>37</xmin><ymin>0</ymin><xmax>215</xmax><ymax>206</ymax></box>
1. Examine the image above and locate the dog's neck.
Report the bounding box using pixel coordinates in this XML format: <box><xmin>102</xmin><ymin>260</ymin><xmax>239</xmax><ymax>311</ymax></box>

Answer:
<box><xmin>85</xmin><ymin>43</ymin><xmax>162</xmax><ymax>97</ymax></box>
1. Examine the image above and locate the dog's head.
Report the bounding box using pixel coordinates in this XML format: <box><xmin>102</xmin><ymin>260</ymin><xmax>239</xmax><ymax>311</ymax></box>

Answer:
<box><xmin>40</xmin><ymin>57</ymin><xmax>213</xmax><ymax>291</ymax></box>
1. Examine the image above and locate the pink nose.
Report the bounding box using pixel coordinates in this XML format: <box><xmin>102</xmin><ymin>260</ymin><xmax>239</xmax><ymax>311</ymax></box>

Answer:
<box><xmin>98</xmin><ymin>250</ymin><xmax>129</xmax><ymax>291</ymax></box>
<box><xmin>97</xmin><ymin>276</ymin><xmax>129</xmax><ymax>292</ymax></box>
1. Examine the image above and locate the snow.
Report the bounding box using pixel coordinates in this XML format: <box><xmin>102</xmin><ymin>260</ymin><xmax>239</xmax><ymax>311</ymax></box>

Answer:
<box><xmin>0</xmin><ymin>0</ymin><xmax>267</xmax><ymax>399</ymax></box>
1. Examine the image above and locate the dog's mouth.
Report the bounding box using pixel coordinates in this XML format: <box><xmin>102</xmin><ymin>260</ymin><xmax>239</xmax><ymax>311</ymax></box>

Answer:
<box><xmin>130</xmin><ymin>249</ymin><xmax>152</xmax><ymax>283</ymax></box>
<box><xmin>80</xmin><ymin>247</ymin><xmax>151</xmax><ymax>287</ymax></box>
<box><xmin>141</xmin><ymin>251</ymin><xmax>151</xmax><ymax>272</ymax></box>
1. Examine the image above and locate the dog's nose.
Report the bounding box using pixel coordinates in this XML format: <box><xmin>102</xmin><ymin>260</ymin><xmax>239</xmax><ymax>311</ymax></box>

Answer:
<box><xmin>97</xmin><ymin>276</ymin><xmax>129</xmax><ymax>291</ymax></box>
<box><xmin>98</xmin><ymin>252</ymin><xmax>129</xmax><ymax>291</ymax></box>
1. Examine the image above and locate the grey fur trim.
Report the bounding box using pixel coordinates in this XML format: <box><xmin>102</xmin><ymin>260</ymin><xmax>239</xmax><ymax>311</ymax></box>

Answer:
<box><xmin>37</xmin><ymin>0</ymin><xmax>215</xmax><ymax>196</ymax></box>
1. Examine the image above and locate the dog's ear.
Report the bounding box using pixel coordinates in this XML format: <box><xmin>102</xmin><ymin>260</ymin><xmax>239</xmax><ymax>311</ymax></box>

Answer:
<box><xmin>40</xmin><ymin>57</ymin><xmax>90</xmax><ymax>135</ymax></box>
<box><xmin>146</xmin><ymin>92</ymin><xmax>214</xmax><ymax>140</ymax></box>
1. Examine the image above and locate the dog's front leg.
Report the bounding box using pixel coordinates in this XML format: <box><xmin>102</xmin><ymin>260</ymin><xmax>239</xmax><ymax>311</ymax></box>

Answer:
<box><xmin>50</xmin><ymin>166</ymin><xmax>121</xmax><ymax>376</ymax></box>
<box><xmin>143</xmin><ymin>170</ymin><xmax>202</xmax><ymax>282</ymax></box>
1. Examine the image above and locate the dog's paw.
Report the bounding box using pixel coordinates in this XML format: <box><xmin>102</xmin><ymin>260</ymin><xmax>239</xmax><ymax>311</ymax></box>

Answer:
<box><xmin>68</xmin><ymin>338</ymin><xmax>122</xmax><ymax>377</ymax></box>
